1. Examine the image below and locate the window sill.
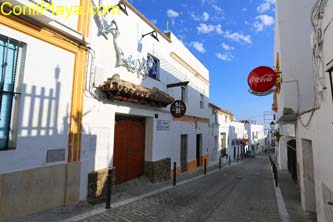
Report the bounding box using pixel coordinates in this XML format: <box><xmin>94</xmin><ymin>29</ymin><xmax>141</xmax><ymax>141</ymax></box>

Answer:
<box><xmin>146</xmin><ymin>76</ymin><xmax>160</xmax><ymax>82</ymax></box>
<box><xmin>0</xmin><ymin>147</ymin><xmax>16</xmax><ymax>152</ymax></box>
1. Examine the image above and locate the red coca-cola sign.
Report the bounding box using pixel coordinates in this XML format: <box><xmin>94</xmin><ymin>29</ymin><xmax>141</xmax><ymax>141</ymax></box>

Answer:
<box><xmin>248</xmin><ymin>66</ymin><xmax>277</xmax><ymax>96</ymax></box>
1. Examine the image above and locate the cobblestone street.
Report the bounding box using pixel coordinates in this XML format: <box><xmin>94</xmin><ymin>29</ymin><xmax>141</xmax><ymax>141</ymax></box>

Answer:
<box><xmin>78</xmin><ymin>157</ymin><xmax>280</xmax><ymax>222</ymax></box>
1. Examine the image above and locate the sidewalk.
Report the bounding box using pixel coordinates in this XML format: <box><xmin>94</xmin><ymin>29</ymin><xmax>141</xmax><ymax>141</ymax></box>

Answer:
<box><xmin>277</xmin><ymin>169</ymin><xmax>309</xmax><ymax>222</ymax></box>
<box><xmin>5</xmin><ymin>160</ymin><xmax>238</xmax><ymax>222</ymax></box>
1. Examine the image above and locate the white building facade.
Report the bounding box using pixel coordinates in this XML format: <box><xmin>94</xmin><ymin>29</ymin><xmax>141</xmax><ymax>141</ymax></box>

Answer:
<box><xmin>227</xmin><ymin>121</ymin><xmax>247</xmax><ymax>160</ymax></box>
<box><xmin>274</xmin><ymin>0</ymin><xmax>333</xmax><ymax>221</ymax></box>
<box><xmin>0</xmin><ymin>0</ymin><xmax>91</xmax><ymax>219</ymax></box>
<box><xmin>80</xmin><ymin>1</ymin><xmax>211</xmax><ymax>202</ymax></box>
<box><xmin>245</xmin><ymin>121</ymin><xmax>266</xmax><ymax>154</ymax></box>
<box><xmin>208</xmin><ymin>103</ymin><xmax>233</xmax><ymax>165</ymax></box>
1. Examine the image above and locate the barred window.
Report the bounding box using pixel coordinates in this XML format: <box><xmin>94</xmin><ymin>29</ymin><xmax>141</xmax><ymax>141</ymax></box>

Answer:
<box><xmin>0</xmin><ymin>35</ymin><xmax>24</xmax><ymax>150</ymax></box>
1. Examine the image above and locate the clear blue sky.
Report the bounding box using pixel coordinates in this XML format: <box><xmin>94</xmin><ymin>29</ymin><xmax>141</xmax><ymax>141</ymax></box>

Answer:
<box><xmin>129</xmin><ymin>0</ymin><xmax>275</xmax><ymax>124</ymax></box>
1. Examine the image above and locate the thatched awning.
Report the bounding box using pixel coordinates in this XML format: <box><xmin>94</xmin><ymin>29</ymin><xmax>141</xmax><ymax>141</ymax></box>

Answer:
<box><xmin>99</xmin><ymin>74</ymin><xmax>175</xmax><ymax>107</ymax></box>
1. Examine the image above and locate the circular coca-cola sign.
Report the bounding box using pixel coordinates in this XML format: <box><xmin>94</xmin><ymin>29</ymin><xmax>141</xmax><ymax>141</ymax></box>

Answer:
<box><xmin>248</xmin><ymin>66</ymin><xmax>277</xmax><ymax>96</ymax></box>
<box><xmin>170</xmin><ymin>100</ymin><xmax>186</xmax><ymax>118</ymax></box>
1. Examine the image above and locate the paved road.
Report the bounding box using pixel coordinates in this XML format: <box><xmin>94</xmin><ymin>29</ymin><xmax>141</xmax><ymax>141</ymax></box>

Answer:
<box><xmin>79</xmin><ymin>157</ymin><xmax>280</xmax><ymax>222</ymax></box>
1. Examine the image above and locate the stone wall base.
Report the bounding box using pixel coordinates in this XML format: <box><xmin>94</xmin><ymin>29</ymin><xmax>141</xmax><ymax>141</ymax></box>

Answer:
<box><xmin>144</xmin><ymin>158</ymin><xmax>171</xmax><ymax>183</ymax></box>
<box><xmin>0</xmin><ymin>163</ymin><xmax>80</xmax><ymax>220</ymax></box>
<box><xmin>87</xmin><ymin>167</ymin><xmax>116</xmax><ymax>204</ymax></box>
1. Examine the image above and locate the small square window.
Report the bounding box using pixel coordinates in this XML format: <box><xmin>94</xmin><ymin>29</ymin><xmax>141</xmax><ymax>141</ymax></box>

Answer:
<box><xmin>181</xmin><ymin>86</ymin><xmax>187</xmax><ymax>102</ymax></box>
<box><xmin>329</xmin><ymin>71</ymin><xmax>333</xmax><ymax>103</ymax></box>
<box><xmin>200</xmin><ymin>94</ymin><xmax>204</xmax><ymax>109</ymax></box>
<box><xmin>147</xmin><ymin>54</ymin><xmax>160</xmax><ymax>80</ymax></box>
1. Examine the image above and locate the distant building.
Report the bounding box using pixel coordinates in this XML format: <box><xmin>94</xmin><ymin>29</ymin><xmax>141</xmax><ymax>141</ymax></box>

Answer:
<box><xmin>228</xmin><ymin>121</ymin><xmax>247</xmax><ymax>160</ymax></box>
<box><xmin>208</xmin><ymin>103</ymin><xmax>234</xmax><ymax>164</ymax></box>
<box><xmin>243</xmin><ymin>121</ymin><xmax>266</xmax><ymax>153</ymax></box>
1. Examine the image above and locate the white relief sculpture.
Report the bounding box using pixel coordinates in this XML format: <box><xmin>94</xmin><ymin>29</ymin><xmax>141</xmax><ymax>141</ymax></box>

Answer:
<box><xmin>92</xmin><ymin>0</ymin><xmax>155</xmax><ymax>79</ymax></box>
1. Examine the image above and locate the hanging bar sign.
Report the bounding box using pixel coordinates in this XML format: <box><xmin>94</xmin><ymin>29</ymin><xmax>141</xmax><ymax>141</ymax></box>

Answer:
<box><xmin>170</xmin><ymin>100</ymin><xmax>186</xmax><ymax>118</ymax></box>
<box><xmin>248</xmin><ymin>66</ymin><xmax>277</xmax><ymax>96</ymax></box>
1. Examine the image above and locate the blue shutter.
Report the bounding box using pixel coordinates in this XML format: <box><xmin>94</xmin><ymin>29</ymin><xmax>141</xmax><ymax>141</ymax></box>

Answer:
<box><xmin>0</xmin><ymin>39</ymin><xmax>19</xmax><ymax>149</ymax></box>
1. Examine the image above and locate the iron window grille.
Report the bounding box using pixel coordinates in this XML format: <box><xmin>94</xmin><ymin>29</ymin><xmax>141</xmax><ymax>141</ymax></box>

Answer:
<box><xmin>0</xmin><ymin>35</ymin><xmax>23</xmax><ymax>150</ymax></box>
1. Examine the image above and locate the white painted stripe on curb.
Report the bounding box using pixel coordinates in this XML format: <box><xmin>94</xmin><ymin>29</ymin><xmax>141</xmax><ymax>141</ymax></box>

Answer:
<box><xmin>60</xmin><ymin>162</ymin><xmax>240</xmax><ymax>222</ymax></box>
<box><xmin>275</xmin><ymin>186</ymin><xmax>290</xmax><ymax>222</ymax></box>
<box><xmin>271</xmin><ymin>165</ymin><xmax>290</xmax><ymax>222</ymax></box>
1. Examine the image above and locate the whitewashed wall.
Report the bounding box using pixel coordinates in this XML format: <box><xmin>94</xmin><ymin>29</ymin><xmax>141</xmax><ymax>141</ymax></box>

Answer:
<box><xmin>275</xmin><ymin>0</ymin><xmax>333</xmax><ymax>221</ymax></box>
<box><xmin>0</xmin><ymin>24</ymin><xmax>75</xmax><ymax>173</ymax></box>
<box><xmin>275</xmin><ymin>0</ymin><xmax>316</xmax><ymax>118</ymax></box>
<box><xmin>296</xmin><ymin>1</ymin><xmax>333</xmax><ymax>221</ymax></box>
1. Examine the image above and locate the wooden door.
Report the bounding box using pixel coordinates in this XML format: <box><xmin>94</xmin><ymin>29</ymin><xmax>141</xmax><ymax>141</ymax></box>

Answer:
<box><xmin>180</xmin><ymin>135</ymin><xmax>187</xmax><ymax>172</ymax></box>
<box><xmin>114</xmin><ymin>116</ymin><xmax>145</xmax><ymax>184</ymax></box>
<box><xmin>196</xmin><ymin>134</ymin><xmax>202</xmax><ymax>166</ymax></box>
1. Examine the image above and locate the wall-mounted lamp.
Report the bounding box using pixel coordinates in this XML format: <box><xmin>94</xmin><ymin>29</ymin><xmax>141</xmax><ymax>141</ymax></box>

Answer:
<box><xmin>142</xmin><ymin>30</ymin><xmax>159</xmax><ymax>42</ymax></box>
<box><xmin>116</xmin><ymin>0</ymin><xmax>128</xmax><ymax>15</ymax></box>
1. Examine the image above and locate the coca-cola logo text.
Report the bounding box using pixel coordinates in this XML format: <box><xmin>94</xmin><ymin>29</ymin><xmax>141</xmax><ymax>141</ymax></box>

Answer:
<box><xmin>249</xmin><ymin>74</ymin><xmax>274</xmax><ymax>84</ymax></box>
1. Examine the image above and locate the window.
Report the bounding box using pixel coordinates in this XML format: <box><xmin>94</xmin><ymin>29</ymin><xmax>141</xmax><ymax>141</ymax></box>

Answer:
<box><xmin>147</xmin><ymin>54</ymin><xmax>160</xmax><ymax>80</ymax></box>
<box><xmin>329</xmin><ymin>71</ymin><xmax>333</xmax><ymax>103</ymax></box>
<box><xmin>200</xmin><ymin>94</ymin><xmax>204</xmax><ymax>109</ymax></box>
<box><xmin>214</xmin><ymin>111</ymin><xmax>218</xmax><ymax>124</ymax></box>
<box><xmin>221</xmin><ymin>133</ymin><xmax>227</xmax><ymax>148</ymax></box>
<box><xmin>181</xmin><ymin>86</ymin><xmax>187</xmax><ymax>102</ymax></box>
<box><xmin>225</xmin><ymin>115</ymin><xmax>228</xmax><ymax>122</ymax></box>
<box><xmin>0</xmin><ymin>36</ymin><xmax>24</xmax><ymax>150</ymax></box>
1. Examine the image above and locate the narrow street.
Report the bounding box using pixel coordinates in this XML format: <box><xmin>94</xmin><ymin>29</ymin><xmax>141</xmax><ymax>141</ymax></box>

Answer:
<box><xmin>79</xmin><ymin>157</ymin><xmax>280</xmax><ymax>222</ymax></box>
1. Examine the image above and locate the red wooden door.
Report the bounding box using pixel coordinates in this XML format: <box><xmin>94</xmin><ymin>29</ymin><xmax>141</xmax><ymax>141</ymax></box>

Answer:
<box><xmin>114</xmin><ymin>117</ymin><xmax>145</xmax><ymax>184</ymax></box>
